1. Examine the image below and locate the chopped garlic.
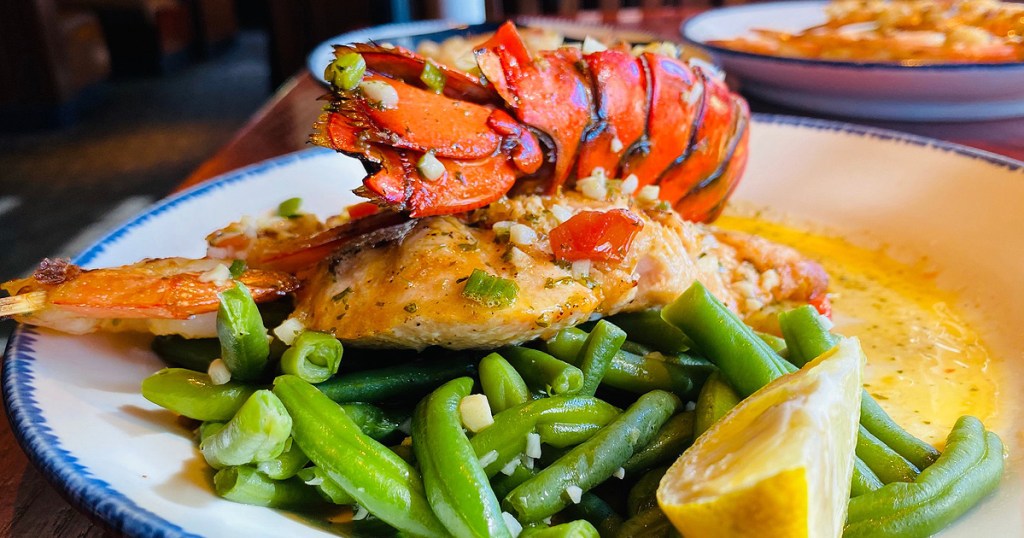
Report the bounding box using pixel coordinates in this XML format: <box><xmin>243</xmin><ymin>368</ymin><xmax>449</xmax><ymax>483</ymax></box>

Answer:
<box><xmin>571</xmin><ymin>259</ymin><xmax>591</xmax><ymax>279</ymax></box>
<box><xmin>500</xmin><ymin>458</ymin><xmax>520</xmax><ymax>476</ymax></box>
<box><xmin>352</xmin><ymin>504</ymin><xmax>369</xmax><ymax>520</ymax></box>
<box><xmin>492</xmin><ymin>221</ymin><xmax>514</xmax><ymax>239</ymax></box>
<box><xmin>685</xmin><ymin>400</ymin><xmax>697</xmax><ymax>411</ymax></box>
<box><xmin>610</xmin><ymin>135</ymin><xmax>624</xmax><ymax>153</ymax></box>
<box><xmin>459</xmin><ymin>394</ymin><xmax>495</xmax><ymax>432</ymax></box>
<box><xmin>525</xmin><ymin>432</ymin><xmax>542</xmax><ymax>459</ymax></box>
<box><xmin>565</xmin><ymin>485</ymin><xmax>583</xmax><ymax>504</ymax></box>
<box><xmin>522</xmin><ymin>454</ymin><xmax>535</xmax><ymax>469</ymax></box>
<box><xmin>581</xmin><ymin>35</ymin><xmax>608</xmax><ymax>55</ymax></box>
<box><xmin>479</xmin><ymin>449</ymin><xmax>499</xmax><ymax>467</ymax></box>
<box><xmin>550</xmin><ymin>204</ymin><xmax>573</xmax><ymax>223</ymax></box>
<box><xmin>637</xmin><ymin>184</ymin><xmax>661</xmax><ymax>203</ymax></box>
<box><xmin>273</xmin><ymin>318</ymin><xmax>305</xmax><ymax>345</ymax></box>
<box><xmin>509</xmin><ymin>224</ymin><xmax>538</xmax><ymax>246</ymax></box>
<box><xmin>302</xmin><ymin>474</ymin><xmax>324</xmax><ymax>486</ymax></box>
<box><xmin>613</xmin><ymin>467</ymin><xmax>626</xmax><ymax>479</ymax></box>
<box><xmin>577</xmin><ymin>175</ymin><xmax>608</xmax><ymax>201</ymax></box>
<box><xmin>417</xmin><ymin>150</ymin><xmax>445</xmax><ymax>182</ymax></box>
<box><xmin>621</xmin><ymin>174</ymin><xmax>639</xmax><ymax>195</ymax></box>
<box><xmin>198</xmin><ymin>263</ymin><xmax>231</xmax><ymax>286</ymax></box>
<box><xmin>208</xmin><ymin>358</ymin><xmax>231</xmax><ymax>385</ymax></box>
<box><xmin>360</xmin><ymin>80</ymin><xmax>399</xmax><ymax>109</ymax></box>
<box><xmin>507</xmin><ymin>246</ymin><xmax>533</xmax><ymax>269</ymax></box>
<box><xmin>502</xmin><ymin>512</ymin><xmax>523</xmax><ymax>538</ymax></box>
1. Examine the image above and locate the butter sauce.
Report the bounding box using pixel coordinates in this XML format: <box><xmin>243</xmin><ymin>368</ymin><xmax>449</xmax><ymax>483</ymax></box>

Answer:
<box><xmin>716</xmin><ymin>215</ymin><xmax>1000</xmax><ymax>448</ymax></box>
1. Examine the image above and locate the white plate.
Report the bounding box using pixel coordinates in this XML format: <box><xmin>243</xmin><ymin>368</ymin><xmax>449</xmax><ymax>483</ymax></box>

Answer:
<box><xmin>681</xmin><ymin>1</ymin><xmax>1024</xmax><ymax>121</ymax></box>
<box><xmin>5</xmin><ymin>116</ymin><xmax>1024</xmax><ymax>536</ymax></box>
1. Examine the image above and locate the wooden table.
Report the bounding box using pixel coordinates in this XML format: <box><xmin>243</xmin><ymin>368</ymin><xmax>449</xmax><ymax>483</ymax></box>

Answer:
<box><xmin>2</xmin><ymin>7</ymin><xmax>1023</xmax><ymax>536</ymax></box>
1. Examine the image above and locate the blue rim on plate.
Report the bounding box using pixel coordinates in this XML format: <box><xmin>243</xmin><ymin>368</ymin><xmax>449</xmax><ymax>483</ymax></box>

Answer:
<box><xmin>3</xmin><ymin>116</ymin><xmax>1023</xmax><ymax>537</ymax></box>
<box><xmin>681</xmin><ymin>0</ymin><xmax>1024</xmax><ymax>71</ymax></box>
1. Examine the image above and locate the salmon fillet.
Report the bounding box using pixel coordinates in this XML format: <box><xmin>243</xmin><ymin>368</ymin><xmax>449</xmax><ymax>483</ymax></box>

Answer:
<box><xmin>293</xmin><ymin>191</ymin><xmax>827</xmax><ymax>350</ymax></box>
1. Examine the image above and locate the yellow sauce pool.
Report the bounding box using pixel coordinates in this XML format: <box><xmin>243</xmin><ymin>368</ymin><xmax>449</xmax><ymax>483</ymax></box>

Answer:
<box><xmin>717</xmin><ymin>215</ymin><xmax>1001</xmax><ymax>448</ymax></box>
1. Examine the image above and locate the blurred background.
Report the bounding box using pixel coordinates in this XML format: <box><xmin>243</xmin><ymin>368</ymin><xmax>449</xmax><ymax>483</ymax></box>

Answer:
<box><xmin>0</xmin><ymin>0</ymin><xmax>726</xmax><ymax>353</ymax></box>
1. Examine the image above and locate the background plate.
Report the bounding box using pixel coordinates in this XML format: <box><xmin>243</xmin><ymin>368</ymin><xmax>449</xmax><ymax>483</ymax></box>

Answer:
<box><xmin>681</xmin><ymin>1</ymin><xmax>1024</xmax><ymax>121</ymax></box>
<box><xmin>5</xmin><ymin>116</ymin><xmax>1024</xmax><ymax>536</ymax></box>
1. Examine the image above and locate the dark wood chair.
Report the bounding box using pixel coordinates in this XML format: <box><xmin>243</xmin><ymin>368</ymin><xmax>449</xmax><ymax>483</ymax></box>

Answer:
<box><xmin>0</xmin><ymin>0</ymin><xmax>111</xmax><ymax>128</ymax></box>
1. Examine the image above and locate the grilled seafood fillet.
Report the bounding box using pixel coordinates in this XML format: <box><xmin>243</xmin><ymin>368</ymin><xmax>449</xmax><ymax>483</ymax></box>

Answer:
<box><xmin>294</xmin><ymin>192</ymin><xmax>827</xmax><ymax>349</ymax></box>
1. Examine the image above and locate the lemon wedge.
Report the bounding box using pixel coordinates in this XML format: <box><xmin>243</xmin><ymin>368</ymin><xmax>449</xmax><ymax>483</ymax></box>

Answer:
<box><xmin>657</xmin><ymin>337</ymin><xmax>865</xmax><ymax>538</ymax></box>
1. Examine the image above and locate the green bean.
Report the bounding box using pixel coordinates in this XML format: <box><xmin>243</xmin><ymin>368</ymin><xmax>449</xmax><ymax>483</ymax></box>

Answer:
<box><xmin>779</xmin><ymin>305</ymin><xmax>941</xmax><ymax>470</ymax></box>
<box><xmin>296</xmin><ymin>466</ymin><xmax>355</xmax><ymax>505</ymax></box>
<box><xmin>574</xmin><ymin>320</ymin><xmax>627</xmax><ymax>397</ymax></box>
<box><xmin>413</xmin><ymin>377</ymin><xmax>511</xmax><ymax>538</ymax></box>
<box><xmin>279</xmin><ymin>331</ymin><xmax>343</xmax><ymax>383</ymax></box>
<box><xmin>213</xmin><ymin>466</ymin><xmax>326</xmax><ymax>510</ymax></box>
<box><xmin>273</xmin><ymin>375</ymin><xmax>447</xmax><ymax>537</ymax></box>
<box><xmin>851</xmin><ymin>457</ymin><xmax>885</xmax><ymax>497</ymax></box>
<box><xmin>314</xmin><ymin>354</ymin><xmax>476</xmax><ymax>403</ymax></box>
<box><xmin>141</xmin><ymin>368</ymin><xmax>257</xmax><ymax>422</ymax></box>
<box><xmin>150</xmin><ymin>335</ymin><xmax>219</xmax><ymax>371</ymax></box>
<box><xmin>778</xmin><ymin>305</ymin><xmax>836</xmax><ymax>368</ymax></box>
<box><xmin>861</xmin><ymin>396</ymin><xmax>941</xmax><ymax>471</ymax></box>
<box><xmin>627</xmin><ymin>466</ymin><xmax>668</xmax><ymax>517</ymax></box>
<box><xmin>505</xmin><ymin>390</ymin><xmax>680</xmax><ymax>522</ymax></box>
<box><xmin>217</xmin><ymin>282</ymin><xmax>270</xmax><ymax>382</ymax></box>
<box><xmin>198</xmin><ymin>421</ymin><xmax>224</xmax><ymax>442</ymax></box>
<box><xmin>622</xmin><ymin>412</ymin><xmax>695</xmax><ymax>475</ymax></box>
<box><xmin>565</xmin><ymin>492</ymin><xmax>624</xmax><ymax>538</ymax></box>
<box><xmin>200</xmin><ymin>390</ymin><xmax>292</xmax><ymax>469</ymax></box>
<box><xmin>339</xmin><ymin>402</ymin><xmax>404</xmax><ymax>442</ymax></box>
<box><xmin>502</xmin><ymin>346</ymin><xmax>584</xmax><ymax>396</ymax></box>
<box><xmin>479</xmin><ymin>352</ymin><xmax>531</xmax><ymax>413</ymax></box>
<box><xmin>471</xmin><ymin>396</ymin><xmax>620</xmax><ymax>477</ymax></box>
<box><xmin>754</xmin><ymin>330</ymin><xmax>788</xmax><ymax>356</ymax></box>
<box><xmin>256</xmin><ymin>437</ymin><xmax>308</xmax><ymax>480</ymax></box>
<box><xmin>856</xmin><ymin>425</ymin><xmax>920</xmax><ymax>484</ymax></box>
<box><xmin>693</xmin><ymin>371</ymin><xmax>740</xmax><ymax>437</ymax></box>
<box><xmin>604</xmin><ymin>310</ymin><xmax>692</xmax><ymax>353</ymax></box>
<box><xmin>492</xmin><ymin>464</ymin><xmax>538</xmax><ymax>500</ymax></box>
<box><xmin>844</xmin><ymin>416</ymin><xmax>1004</xmax><ymax>538</ymax></box>
<box><xmin>660</xmin><ymin>282</ymin><xmax>786</xmax><ymax>397</ymax></box>
<box><xmin>536</xmin><ymin>422</ymin><xmax>604</xmax><ymax>448</ymax></box>
<box><xmin>616</xmin><ymin>507</ymin><xmax>678</xmax><ymax>538</ymax></box>
<box><xmin>520</xmin><ymin>520</ymin><xmax>600</xmax><ymax>538</ymax></box>
<box><xmin>546</xmin><ymin>328</ymin><xmax>713</xmax><ymax>400</ymax></box>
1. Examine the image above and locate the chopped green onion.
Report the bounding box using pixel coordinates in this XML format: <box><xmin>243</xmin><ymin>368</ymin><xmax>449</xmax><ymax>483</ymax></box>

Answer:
<box><xmin>326</xmin><ymin>52</ymin><xmax>366</xmax><ymax>91</ymax></box>
<box><xmin>420</xmin><ymin>60</ymin><xmax>446</xmax><ymax>94</ymax></box>
<box><xmin>228</xmin><ymin>260</ymin><xmax>247</xmax><ymax>279</ymax></box>
<box><xmin>277</xmin><ymin>197</ymin><xmax>302</xmax><ymax>218</ymax></box>
<box><xmin>462</xmin><ymin>268</ymin><xmax>518</xmax><ymax>308</ymax></box>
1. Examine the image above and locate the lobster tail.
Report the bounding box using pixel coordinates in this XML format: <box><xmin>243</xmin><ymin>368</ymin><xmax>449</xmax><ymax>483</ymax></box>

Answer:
<box><xmin>312</xmin><ymin>21</ymin><xmax>751</xmax><ymax>223</ymax></box>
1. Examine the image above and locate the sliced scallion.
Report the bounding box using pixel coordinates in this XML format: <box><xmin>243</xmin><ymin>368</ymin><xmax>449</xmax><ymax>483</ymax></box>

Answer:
<box><xmin>462</xmin><ymin>268</ymin><xmax>518</xmax><ymax>308</ymax></box>
<box><xmin>228</xmin><ymin>259</ymin><xmax>247</xmax><ymax>279</ymax></box>
<box><xmin>326</xmin><ymin>52</ymin><xmax>366</xmax><ymax>91</ymax></box>
<box><xmin>277</xmin><ymin>197</ymin><xmax>302</xmax><ymax>218</ymax></box>
<box><xmin>420</xmin><ymin>60</ymin><xmax>446</xmax><ymax>94</ymax></box>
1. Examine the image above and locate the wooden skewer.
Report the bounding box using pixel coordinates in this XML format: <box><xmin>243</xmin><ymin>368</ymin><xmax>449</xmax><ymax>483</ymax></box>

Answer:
<box><xmin>0</xmin><ymin>291</ymin><xmax>48</xmax><ymax>317</ymax></box>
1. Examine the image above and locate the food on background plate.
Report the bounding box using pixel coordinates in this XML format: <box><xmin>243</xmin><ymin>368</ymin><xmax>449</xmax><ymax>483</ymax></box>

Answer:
<box><xmin>0</xmin><ymin>20</ymin><xmax>1006</xmax><ymax>538</ymax></box>
<box><xmin>709</xmin><ymin>0</ymin><xmax>1024</xmax><ymax>63</ymax></box>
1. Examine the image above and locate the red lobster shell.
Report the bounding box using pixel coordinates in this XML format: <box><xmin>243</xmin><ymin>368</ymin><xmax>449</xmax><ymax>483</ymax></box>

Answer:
<box><xmin>311</xmin><ymin>22</ymin><xmax>750</xmax><ymax>222</ymax></box>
